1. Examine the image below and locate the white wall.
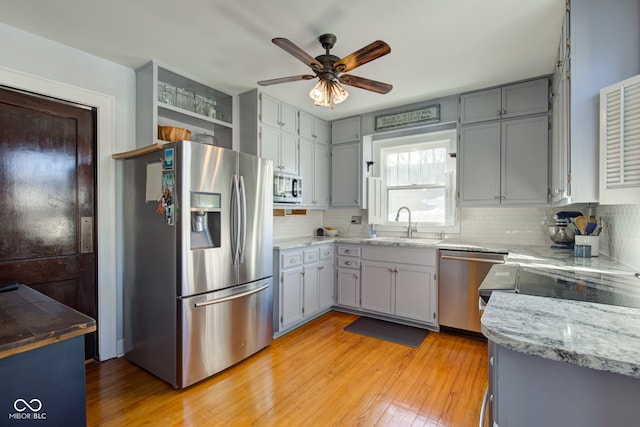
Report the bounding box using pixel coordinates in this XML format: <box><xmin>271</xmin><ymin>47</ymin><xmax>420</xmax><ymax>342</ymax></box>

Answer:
<box><xmin>0</xmin><ymin>22</ymin><xmax>136</xmax><ymax>359</ymax></box>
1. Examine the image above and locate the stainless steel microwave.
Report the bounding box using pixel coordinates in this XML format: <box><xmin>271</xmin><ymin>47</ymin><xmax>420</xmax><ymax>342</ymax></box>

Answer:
<box><xmin>273</xmin><ymin>172</ymin><xmax>302</xmax><ymax>203</ymax></box>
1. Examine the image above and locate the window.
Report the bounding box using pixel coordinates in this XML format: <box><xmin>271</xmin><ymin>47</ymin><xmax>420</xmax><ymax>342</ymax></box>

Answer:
<box><xmin>374</xmin><ymin>129</ymin><xmax>457</xmax><ymax>229</ymax></box>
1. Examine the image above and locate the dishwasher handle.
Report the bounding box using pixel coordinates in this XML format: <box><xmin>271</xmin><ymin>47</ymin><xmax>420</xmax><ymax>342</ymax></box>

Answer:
<box><xmin>440</xmin><ymin>255</ymin><xmax>504</xmax><ymax>264</ymax></box>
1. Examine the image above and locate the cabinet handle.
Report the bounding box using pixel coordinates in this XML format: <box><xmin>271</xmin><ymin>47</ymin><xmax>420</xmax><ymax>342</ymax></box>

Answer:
<box><xmin>501</xmin><ymin>196</ymin><xmax>506</xmax><ymax>200</ymax></box>
<box><xmin>490</xmin><ymin>356</ymin><xmax>494</xmax><ymax>366</ymax></box>
<box><xmin>323</xmin><ymin>251</ymin><xmax>330</xmax><ymax>255</ymax></box>
<box><xmin>345</xmin><ymin>261</ymin><xmax>353</xmax><ymax>266</ymax></box>
<box><xmin>344</xmin><ymin>249</ymin><xmax>352</xmax><ymax>254</ymax></box>
<box><xmin>494</xmin><ymin>196</ymin><xmax>501</xmax><ymax>200</ymax></box>
<box><xmin>289</xmin><ymin>258</ymin><xmax>296</xmax><ymax>263</ymax></box>
<box><xmin>353</xmin><ymin>274</ymin><xmax>358</xmax><ymax>279</ymax></box>
<box><xmin>318</xmin><ymin>266</ymin><xmax>324</xmax><ymax>270</ymax></box>
<box><xmin>497</xmin><ymin>110</ymin><xmax>502</xmax><ymax>116</ymax></box>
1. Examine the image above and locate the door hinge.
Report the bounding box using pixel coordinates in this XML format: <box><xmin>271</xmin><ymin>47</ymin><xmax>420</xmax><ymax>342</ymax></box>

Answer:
<box><xmin>567</xmin><ymin>173</ymin><xmax>572</xmax><ymax>184</ymax></box>
<box><xmin>565</xmin><ymin>0</ymin><xmax>570</xmax><ymax>12</ymax></box>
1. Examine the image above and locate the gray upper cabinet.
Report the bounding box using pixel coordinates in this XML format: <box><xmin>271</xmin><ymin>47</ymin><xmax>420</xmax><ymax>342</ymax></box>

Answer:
<box><xmin>331</xmin><ymin>116</ymin><xmax>361</xmax><ymax>144</ymax></box>
<box><xmin>136</xmin><ymin>60</ymin><xmax>233</xmax><ymax>149</ymax></box>
<box><xmin>260</xmin><ymin>93</ymin><xmax>298</xmax><ymax>135</ymax></box>
<box><xmin>299</xmin><ymin>110</ymin><xmax>329</xmax><ymax>144</ymax></box>
<box><xmin>460</xmin><ymin>79</ymin><xmax>549</xmax><ymax>125</ymax></box>
<box><xmin>550</xmin><ymin>0</ymin><xmax>640</xmax><ymax>205</ymax></box>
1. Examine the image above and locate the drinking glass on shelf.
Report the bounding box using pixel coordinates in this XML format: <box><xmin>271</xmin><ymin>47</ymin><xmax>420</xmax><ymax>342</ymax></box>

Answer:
<box><xmin>157</xmin><ymin>83</ymin><xmax>176</xmax><ymax>106</ymax></box>
<box><xmin>177</xmin><ymin>88</ymin><xmax>195</xmax><ymax>111</ymax></box>
<box><xmin>195</xmin><ymin>95</ymin><xmax>207</xmax><ymax>116</ymax></box>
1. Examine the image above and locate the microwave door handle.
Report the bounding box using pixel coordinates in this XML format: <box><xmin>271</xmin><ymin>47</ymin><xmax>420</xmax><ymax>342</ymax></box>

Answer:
<box><xmin>238</xmin><ymin>175</ymin><xmax>247</xmax><ymax>264</ymax></box>
<box><xmin>292</xmin><ymin>178</ymin><xmax>299</xmax><ymax>197</ymax></box>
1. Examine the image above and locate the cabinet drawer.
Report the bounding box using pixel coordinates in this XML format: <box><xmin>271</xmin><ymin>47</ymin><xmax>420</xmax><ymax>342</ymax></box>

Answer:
<box><xmin>280</xmin><ymin>251</ymin><xmax>303</xmax><ymax>268</ymax></box>
<box><xmin>362</xmin><ymin>246</ymin><xmax>435</xmax><ymax>266</ymax></box>
<box><xmin>318</xmin><ymin>245</ymin><xmax>334</xmax><ymax>260</ymax></box>
<box><xmin>337</xmin><ymin>246</ymin><xmax>361</xmax><ymax>257</ymax></box>
<box><xmin>303</xmin><ymin>248</ymin><xmax>319</xmax><ymax>264</ymax></box>
<box><xmin>337</xmin><ymin>257</ymin><xmax>360</xmax><ymax>269</ymax></box>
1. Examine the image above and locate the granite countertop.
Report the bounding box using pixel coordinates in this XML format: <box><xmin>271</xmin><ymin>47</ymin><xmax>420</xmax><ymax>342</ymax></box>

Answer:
<box><xmin>0</xmin><ymin>285</ymin><xmax>96</xmax><ymax>359</ymax></box>
<box><xmin>482</xmin><ymin>291</ymin><xmax>640</xmax><ymax>378</ymax></box>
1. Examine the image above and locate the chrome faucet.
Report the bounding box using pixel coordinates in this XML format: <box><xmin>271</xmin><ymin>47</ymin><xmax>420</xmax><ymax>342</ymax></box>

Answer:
<box><xmin>395</xmin><ymin>206</ymin><xmax>417</xmax><ymax>238</ymax></box>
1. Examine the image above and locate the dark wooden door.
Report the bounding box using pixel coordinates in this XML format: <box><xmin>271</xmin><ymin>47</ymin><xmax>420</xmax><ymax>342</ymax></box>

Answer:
<box><xmin>0</xmin><ymin>87</ymin><xmax>97</xmax><ymax>359</ymax></box>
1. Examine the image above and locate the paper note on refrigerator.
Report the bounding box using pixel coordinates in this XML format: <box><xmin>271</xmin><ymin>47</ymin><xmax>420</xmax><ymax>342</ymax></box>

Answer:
<box><xmin>146</xmin><ymin>162</ymin><xmax>163</xmax><ymax>202</ymax></box>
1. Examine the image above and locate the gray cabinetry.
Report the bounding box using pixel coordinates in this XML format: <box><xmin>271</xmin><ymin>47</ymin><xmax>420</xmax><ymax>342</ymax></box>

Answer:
<box><xmin>331</xmin><ymin>142</ymin><xmax>362</xmax><ymax>207</ymax></box>
<box><xmin>331</xmin><ymin>116</ymin><xmax>361</xmax><ymax>144</ymax></box>
<box><xmin>239</xmin><ymin>89</ymin><xmax>298</xmax><ymax>174</ymax></box>
<box><xmin>299</xmin><ymin>138</ymin><xmax>330</xmax><ymax>208</ymax></box>
<box><xmin>486</xmin><ymin>341</ymin><xmax>640</xmax><ymax>427</ymax></box>
<box><xmin>136</xmin><ymin>60</ymin><xmax>233</xmax><ymax>149</ymax></box>
<box><xmin>336</xmin><ymin>245</ymin><xmax>361</xmax><ymax>309</ymax></box>
<box><xmin>299</xmin><ymin>110</ymin><xmax>329</xmax><ymax>144</ymax></box>
<box><xmin>550</xmin><ymin>0</ymin><xmax>640</xmax><ymax>205</ymax></box>
<box><xmin>274</xmin><ymin>245</ymin><xmax>334</xmax><ymax>337</ymax></box>
<box><xmin>360</xmin><ymin>246</ymin><xmax>437</xmax><ymax>325</ymax></box>
<box><xmin>460</xmin><ymin>79</ymin><xmax>549</xmax><ymax>125</ymax></box>
<box><xmin>459</xmin><ymin>77</ymin><xmax>550</xmax><ymax>207</ymax></box>
<box><xmin>460</xmin><ymin>116</ymin><xmax>549</xmax><ymax>205</ymax></box>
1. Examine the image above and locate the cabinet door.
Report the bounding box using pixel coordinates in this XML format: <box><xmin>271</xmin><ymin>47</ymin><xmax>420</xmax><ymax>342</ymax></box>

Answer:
<box><xmin>337</xmin><ymin>268</ymin><xmax>360</xmax><ymax>308</ymax></box>
<box><xmin>361</xmin><ymin>261</ymin><xmax>394</xmax><ymax>314</ymax></box>
<box><xmin>303</xmin><ymin>265</ymin><xmax>320</xmax><ymax>318</ymax></box>
<box><xmin>260</xmin><ymin>93</ymin><xmax>280</xmax><ymax>128</ymax></box>
<box><xmin>314</xmin><ymin>143</ymin><xmax>330</xmax><ymax>207</ymax></box>
<box><xmin>551</xmin><ymin>65</ymin><xmax>570</xmax><ymax>203</ymax></box>
<box><xmin>298</xmin><ymin>111</ymin><xmax>315</xmax><ymax>140</ymax></box>
<box><xmin>318</xmin><ymin>260</ymin><xmax>334</xmax><ymax>310</ymax></box>
<box><xmin>298</xmin><ymin>139</ymin><xmax>315</xmax><ymax>205</ymax></box>
<box><xmin>260</xmin><ymin>125</ymin><xmax>281</xmax><ymax>170</ymax></box>
<box><xmin>501</xmin><ymin>116</ymin><xmax>549</xmax><ymax>205</ymax></box>
<box><xmin>395</xmin><ymin>264</ymin><xmax>433</xmax><ymax>323</ymax></box>
<box><xmin>331</xmin><ymin>142</ymin><xmax>361</xmax><ymax>207</ymax></box>
<box><xmin>502</xmin><ymin>79</ymin><xmax>549</xmax><ymax>119</ymax></box>
<box><xmin>315</xmin><ymin>118</ymin><xmax>329</xmax><ymax>144</ymax></box>
<box><xmin>280</xmin><ymin>267</ymin><xmax>303</xmax><ymax>328</ymax></box>
<box><xmin>460</xmin><ymin>88</ymin><xmax>502</xmax><ymax>124</ymax></box>
<box><xmin>280</xmin><ymin>132</ymin><xmax>299</xmax><ymax>175</ymax></box>
<box><xmin>280</xmin><ymin>102</ymin><xmax>298</xmax><ymax>135</ymax></box>
<box><xmin>459</xmin><ymin>122</ymin><xmax>502</xmax><ymax>205</ymax></box>
<box><xmin>331</xmin><ymin>116</ymin><xmax>361</xmax><ymax>144</ymax></box>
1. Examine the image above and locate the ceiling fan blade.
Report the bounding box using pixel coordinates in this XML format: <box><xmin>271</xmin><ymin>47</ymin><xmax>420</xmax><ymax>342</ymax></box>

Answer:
<box><xmin>339</xmin><ymin>74</ymin><xmax>393</xmax><ymax>94</ymax></box>
<box><xmin>258</xmin><ymin>75</ymin><xmax>316</xmax><ymax>86</ymax></box>
<box><xmin>272</xmin><ymin>38</ymin><xmax>323</xmax><ymax>71</ymax></box>
<box><xmin>333</xmin><ymin>40</ymin><xmax>391</xmax><ymax>73</ymax></box>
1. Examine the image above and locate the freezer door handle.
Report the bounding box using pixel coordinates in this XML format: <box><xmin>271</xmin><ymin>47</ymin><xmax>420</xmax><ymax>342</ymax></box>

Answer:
<box><xmin>238</xmin><ymin>175</ymin><xmax>247</xmax><ymax>264</ymax></box>
<box><xmin>440</xmin><ymin>255</ymin><xmax>504</xmax><ymax>264</ymax></box>
<box><xmin>193</xmin><ymin>283</ymin><xmax>270</xmax><ymax>307</ymax></box>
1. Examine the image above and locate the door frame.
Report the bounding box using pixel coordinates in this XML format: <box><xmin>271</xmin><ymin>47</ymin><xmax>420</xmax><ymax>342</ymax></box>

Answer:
<box><xmin>0</xmin><ymin>65</ymin><xmax>117</xmax><ymax>360</ymax></box>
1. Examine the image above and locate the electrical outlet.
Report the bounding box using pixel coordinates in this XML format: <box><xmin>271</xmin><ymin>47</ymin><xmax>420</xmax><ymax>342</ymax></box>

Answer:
<box><xmin>351</xmin><ymin>216</ymin><xmax>362</xmax><ymax>224</ymax></box>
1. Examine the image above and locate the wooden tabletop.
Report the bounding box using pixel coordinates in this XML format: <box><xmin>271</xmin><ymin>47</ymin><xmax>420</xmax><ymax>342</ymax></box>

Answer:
<box><xmin>0</xmin><ymin>284</ymin><xmax>96</xmax><ymax>359</ymax></box>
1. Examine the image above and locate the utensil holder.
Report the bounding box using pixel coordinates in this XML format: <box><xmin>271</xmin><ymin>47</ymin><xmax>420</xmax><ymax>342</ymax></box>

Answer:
<box><xmin>575</xmin><ymin>235</ymin><xmax>599</xmax><ymax>256</ymax></box>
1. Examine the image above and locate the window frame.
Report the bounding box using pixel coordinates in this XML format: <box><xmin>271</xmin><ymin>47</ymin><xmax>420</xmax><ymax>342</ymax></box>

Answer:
<box><xmin>371</xmin><ymin>128</ymin><xmax>459</xmax><ymax>233</ymax></box>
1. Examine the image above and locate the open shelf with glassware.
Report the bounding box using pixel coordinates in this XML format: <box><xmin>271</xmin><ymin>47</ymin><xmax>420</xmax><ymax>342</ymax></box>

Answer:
<box><xmin>136</xmin><ymin>60</ymin><xmax>234</xmax><ymax>149</ymax></box>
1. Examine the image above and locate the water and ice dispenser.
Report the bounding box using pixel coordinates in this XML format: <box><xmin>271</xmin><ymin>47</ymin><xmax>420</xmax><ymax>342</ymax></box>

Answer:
<box><xmin>190</xmin><ymin>192</ymin><xmax>221</xmax><ymax>250</ymax></box>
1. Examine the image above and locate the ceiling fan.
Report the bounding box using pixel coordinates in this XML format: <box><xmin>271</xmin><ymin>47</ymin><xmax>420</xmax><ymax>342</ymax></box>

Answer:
<box><xmin>258</xmin><ymin>34</ymin><xmax>392</xmax><ymax>108</ymax></box>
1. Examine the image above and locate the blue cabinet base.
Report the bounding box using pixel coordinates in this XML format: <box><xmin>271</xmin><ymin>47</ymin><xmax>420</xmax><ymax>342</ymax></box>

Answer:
<box><xmin>0</xmin><ymin>336</ymin><xmax>87</xmax><ymax>427</ymax></box>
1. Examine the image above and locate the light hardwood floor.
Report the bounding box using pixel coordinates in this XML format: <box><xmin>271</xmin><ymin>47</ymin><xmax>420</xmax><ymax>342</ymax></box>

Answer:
<box><xmin>86</xmin><ymin>311</ymin><xmax>488</xmax><ymax>426</ymax></box>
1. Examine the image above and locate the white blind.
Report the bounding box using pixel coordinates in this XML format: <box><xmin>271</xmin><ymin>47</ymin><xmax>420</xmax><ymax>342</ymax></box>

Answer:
<box><xmin>605</xmin><ymin>80</ymin><xmax>640</xmax><ymax>188</ymax></box>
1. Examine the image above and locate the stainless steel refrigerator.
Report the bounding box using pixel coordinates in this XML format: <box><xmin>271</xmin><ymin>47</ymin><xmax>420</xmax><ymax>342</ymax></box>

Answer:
<box><xmin>123</xmin><ymin>140</ymin><xmax>273</xmax><ymax>389</ymax></box>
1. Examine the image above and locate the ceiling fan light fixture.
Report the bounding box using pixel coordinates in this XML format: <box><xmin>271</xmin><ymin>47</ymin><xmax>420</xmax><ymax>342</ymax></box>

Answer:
<box><xmin>309</xmin><ymin>79</ymin><xmax>349</xmax><ymax>108</ymax></box>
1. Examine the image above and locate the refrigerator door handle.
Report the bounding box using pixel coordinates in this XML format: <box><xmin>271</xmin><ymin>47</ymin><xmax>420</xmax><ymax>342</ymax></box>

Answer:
<box><xmin>231</xmin><ymin>174</ymin><xmax>241</xmax><ymax>265</ymax></box>
<box><xmin>193</xmin><ymin>283</ymin><xmax>270</xmax><ymax>307</ymax></box>
<box><xmin>239</xmin><ymin>175</ymin><xmax>247</xmax><ymax>264</ymax></box>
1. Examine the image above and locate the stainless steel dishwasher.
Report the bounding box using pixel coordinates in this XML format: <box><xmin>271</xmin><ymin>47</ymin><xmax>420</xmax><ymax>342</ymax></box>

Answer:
<box><xmin>438</xmin><ymin>249</ymin><xmax>506</xmax><ymax>334</ymax></box>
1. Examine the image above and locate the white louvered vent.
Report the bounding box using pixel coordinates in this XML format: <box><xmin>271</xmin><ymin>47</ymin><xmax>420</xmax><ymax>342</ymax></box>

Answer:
<box><xmin>600</xmin><ymin>75</ymin><xmax>640</xmax><ymax>204</ymax></box>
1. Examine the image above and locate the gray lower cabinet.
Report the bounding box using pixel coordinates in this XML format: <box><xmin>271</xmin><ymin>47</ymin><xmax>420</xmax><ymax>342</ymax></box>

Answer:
<box><xmin>487</xmin><ymin>341</ymin><xmax>640</xmax><ymax>427</ymax></box>
<box><xmin>336</xmin><ymin>244</ymin><xmax>361</xmax><ymax>308</ymax></box>
<box><xmin>274</xmin><ymin>245</ymin><xmax>334</xmax><ymax>336</ymax></box>
<box><xmin>459</xmin><ymin>115</ymin><xmax>549</xmax><ymax>206</ymax></box>
<box><xmin>360</xmin><ymin>246</ymin><xmax>437</xmax><ymax>326</ymax></box>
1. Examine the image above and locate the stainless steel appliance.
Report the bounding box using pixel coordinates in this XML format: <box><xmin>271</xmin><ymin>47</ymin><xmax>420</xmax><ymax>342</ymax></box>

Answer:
<box><xmin>438</xmin><ymin>250</ymin><xmax>506</xmax><ymax>334</ymax></box>
<box><xmin>123</xmin><ymin>140</ymin><xmax>273</xmax><ymax>389</ymax></box>
<box><xmin>273</xmin><ymin>172</ymin><xmax>302</xmax><ymax>203</ymax></box>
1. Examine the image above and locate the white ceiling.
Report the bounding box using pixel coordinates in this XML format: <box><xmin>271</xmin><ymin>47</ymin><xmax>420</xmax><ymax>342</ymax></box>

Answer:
<box><xmin>0</xmin><ymin>0</ymin><xmax>565</xmax><ymax>121</ymax></box>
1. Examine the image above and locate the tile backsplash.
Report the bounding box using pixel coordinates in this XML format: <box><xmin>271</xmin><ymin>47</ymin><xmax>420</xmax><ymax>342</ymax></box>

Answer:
<box><xmin>273</xmin><ymin>204</ymin><xmax>640</xmax><ymax>270</ymax></box>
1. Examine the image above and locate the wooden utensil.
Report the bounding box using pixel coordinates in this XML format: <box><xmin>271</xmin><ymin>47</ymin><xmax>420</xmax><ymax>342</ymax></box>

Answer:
<box><xmin>575</xmin><ymin>216</ymin><xmax>588</xmax><ymax>235</ymax></box>
<box><xmin>589</xmin><ymin>215</ymin><xmax>597</xmax><ymax>224</ymax></box>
